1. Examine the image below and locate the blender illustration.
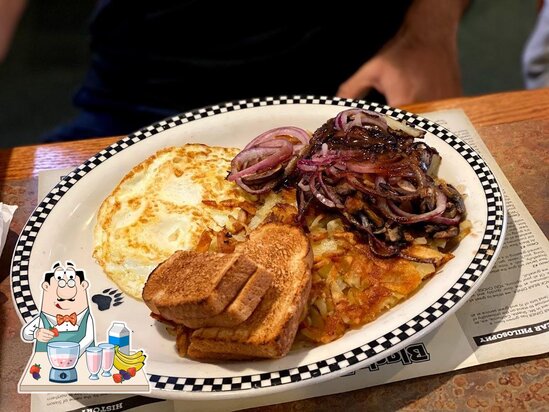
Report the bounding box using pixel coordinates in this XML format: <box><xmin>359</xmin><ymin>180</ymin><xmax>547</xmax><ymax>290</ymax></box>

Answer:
<box><xmin>47</xmin><ymin>342</ymin><xmax>80</xmax><ymax>383</ymax></box>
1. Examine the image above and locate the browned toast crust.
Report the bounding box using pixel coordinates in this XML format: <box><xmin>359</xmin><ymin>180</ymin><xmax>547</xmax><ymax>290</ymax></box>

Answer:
<box><xmin>142</xmin><ymin>251</ymin><xmax>258</xmax><ymax>321</ymax></box>
<box><xmin>188</xmin><ymin>223</ymin><xmax>313</xmax><ymax>359</ymax></box>
<box><xmin>179</xmin><ymin>265</ymin><xmax>273</xmax><ymax>328</ymax></box>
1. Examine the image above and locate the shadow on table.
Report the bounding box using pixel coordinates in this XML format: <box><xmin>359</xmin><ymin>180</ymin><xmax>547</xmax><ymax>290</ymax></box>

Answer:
<box><xmin>0</xmin><ymin>228</ymin><xmax>21</xmax><ymax>373</ymax></box>
<box><xmin>0</xmin><ymin>147</ymin><xmax>13</xmax><ymax>196</ymax></box>
<box><xmin>0</xmin><ymin>229</ymin><xmax>19</xmax><ymax>284</ymax></box>
<box><xmin>453</xmin><ymin>214</ymin><xmax>526</xmax><ymax>351</ymax></box>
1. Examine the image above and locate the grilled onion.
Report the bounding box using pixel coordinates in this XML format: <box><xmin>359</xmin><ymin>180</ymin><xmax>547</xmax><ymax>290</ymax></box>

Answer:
<box><xmin>227</xmin><ymin>126</ymin><xmax>310</xmax><ymax>193</ymax></box>
<box><xmin>227</xmin><ymin>110</ymin><xmax>466</xmax><ymax>260</ymax></box>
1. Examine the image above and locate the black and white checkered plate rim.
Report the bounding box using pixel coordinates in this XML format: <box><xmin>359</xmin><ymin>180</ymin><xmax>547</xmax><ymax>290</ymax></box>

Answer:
<box><xmin>11</xmin><ymin>95</ymin><xmax>505</xmax><ymax>394</ymax></box>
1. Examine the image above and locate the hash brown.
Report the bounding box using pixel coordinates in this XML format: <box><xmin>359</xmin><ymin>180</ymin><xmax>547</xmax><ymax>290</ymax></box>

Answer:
<box><xmin>191</xmin><ymin>188</ymin><xmax>454</xmax><ymax>346</ymax></box>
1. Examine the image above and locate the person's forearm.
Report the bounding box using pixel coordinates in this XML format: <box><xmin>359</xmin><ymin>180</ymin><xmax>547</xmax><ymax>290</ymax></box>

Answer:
<box><xmin>337</xmin><ymin>0</ymin><xmax>467</xmax><ymax>103</ymax></box>
<box><xmin>0</xmin><ymin>0</ymin><xmax>28</xmax><ymax>62</ymax></box>
<box><xmin>402</xmin><ymin>0</ymin><xmax>470</xmax><ymax>43</ymax></box>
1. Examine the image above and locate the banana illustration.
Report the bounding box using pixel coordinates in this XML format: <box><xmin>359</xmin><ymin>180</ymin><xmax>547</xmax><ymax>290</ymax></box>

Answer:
<box><xmin>116</xmin><ymin>352</ymin><xmax>146</xmax><ymax>365</ymax></box>
<box><xmin>113</xmin><ymin>346</ymin><xmax>146</xmax><ymax>372</ymax></box>
<box><xmin>113</xmin><ymin>356</ymin><xmax>145</xmax><ymax>372</ymax></box>
<box><xmin>115</xmin><ymin>348</ymin><xmax>145</xmax><ymax>362</ymax></box>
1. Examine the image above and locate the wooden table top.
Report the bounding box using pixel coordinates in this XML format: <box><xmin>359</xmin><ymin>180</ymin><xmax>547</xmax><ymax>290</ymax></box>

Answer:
<box><xmin>1</xmin><ymin>89</ymin><xmax>548</xmax><ymax>411</ymax></box>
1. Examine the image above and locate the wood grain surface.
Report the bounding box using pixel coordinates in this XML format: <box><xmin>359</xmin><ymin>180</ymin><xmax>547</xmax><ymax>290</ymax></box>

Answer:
<box><xmin>406</xmin><ymin>89</ymin><xmax>549</xmax><ymax>127</ymax></box>
<box><xmin>1</xmin><ymin>89</ymin><xmax>548</xmax><ymax>411</ymax></box>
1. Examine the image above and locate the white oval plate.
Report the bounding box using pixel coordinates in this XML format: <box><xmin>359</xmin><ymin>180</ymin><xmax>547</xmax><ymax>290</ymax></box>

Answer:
<box><xmin>11</xmin><ymin>96</ymin><xmax>506</xmax><ymax>400</ymax></box>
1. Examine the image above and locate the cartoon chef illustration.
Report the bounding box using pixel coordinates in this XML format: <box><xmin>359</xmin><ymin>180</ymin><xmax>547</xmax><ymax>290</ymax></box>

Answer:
<box><xmin>21</xmin><ymin>261</ymin><xmax>95</xmax><ymax>355</ymax></box>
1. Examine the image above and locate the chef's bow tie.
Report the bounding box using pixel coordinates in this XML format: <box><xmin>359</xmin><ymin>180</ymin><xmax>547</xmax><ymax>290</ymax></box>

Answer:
<box><xmin>56</xmin><ymin>313</ymin><xmax>77</xmax><ymax>326</ymax></box>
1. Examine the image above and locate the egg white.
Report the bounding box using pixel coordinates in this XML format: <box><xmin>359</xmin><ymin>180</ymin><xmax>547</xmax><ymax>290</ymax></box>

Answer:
<box><xmin>93</xmin><ymin>144</ymin><xmax>250</xmax><ymax>299</ymax></box>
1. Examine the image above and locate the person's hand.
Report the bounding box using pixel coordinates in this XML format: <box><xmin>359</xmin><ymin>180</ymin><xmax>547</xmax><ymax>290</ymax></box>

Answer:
<box><xmin>0</xmin><ymin>0</ymin><xmax>28</xmax><ymax>63</ymax></box>
<box><xmin>35</xmin><ymin>328</ymin><xmax>55</xmax><ymax>343</ymax></box>
<box><xmin>336</xmin><ymin>30</ymin><xmax>462</xmax><ymax>106</ymax></box>
<box><xmin>337</xmin><ymin>0</ymin><xmax>468</xmax><ymax>106</ymax></box>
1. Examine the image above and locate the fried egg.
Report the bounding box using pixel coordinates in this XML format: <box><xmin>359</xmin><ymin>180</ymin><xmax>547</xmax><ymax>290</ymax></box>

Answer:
<box><xmin>93</xmin><ymin>145</ymin><xmax>251</xmax><ymax>299</ymax></box>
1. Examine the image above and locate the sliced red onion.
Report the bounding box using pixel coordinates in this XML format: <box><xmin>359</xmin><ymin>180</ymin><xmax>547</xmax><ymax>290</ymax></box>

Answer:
<box><xmin>255</xmin><ymin>139</ymin><xmax>293</xmax><ymax>149</ymax></box>
<box><xmin>297</xmin><ymin>177</ymin><xmax>310</xmax><ymax>191</ymax></box>
<box><xmin>334</xmin><ymin>109</ymin><xmax>388</xmax><ymax>133</ymax></box>
<box><xmin>229</xmin><ymin>126</ymin><xmax>311</xmax><ymax>194</ymax></box>
<box><xmin>346</xmin><ymin>175</ymin><xmax>382</xmax><ymax>197</ymax></box>
<box><xmin>386</xmin><ymin>190</ymin><xmax>447</xmax><ymax>224</ymax></box>
<box><xmin>240</xmin><ymin>164</ymin><xmax>283</xmax><ymax>183</ymax></box>
<box><xmin>318</xmin><ymin>172</ymin><xmax>344</xmax><ymax>208</ymax></box>
<box><xmin>430</xmin><ymin>214</ymin><xmax>461</xmax><ymax>225</ymax></box>
<box><xmin>368</xmin><ymin>235</ymin><xmax>400</xmax><ymax>257</ymax></box>
<box><xmin>346</xmin><ymin>162</ymin><xmax>383</xmax><ymax>174</ymax></box>
<box><xmin>374</xmin><ymin>175</ymin><xmax>388</xmax><ymax>191</ymax></box>
<box><xmin>325</xmin><ymin>164</ymin><xmax>346</xmax><ymax>179</ymax></box>
<box><xmin>309</xmin><ymin>174</ymin><xmax>336</xmax><ymax>208</ymax></box>
<box><xmin>398</xmin><ymin>251</ymin><xmax>438</xmax><ymax>264</ymax></box>
<box><xmin>409</xmin><ymin>163</ymin><xmax>427</xmax><ymax>189</ymax></box>
<box><xmin>374</xmin><ymin>175</ymin><xmax>422</xmax><ymax>202</ymax></box>
<box><xmin>310</xmin><ymin>150</ymin><xmax>344</xmax><ymax>163</ymax></box>
<box><xmin>230</xmin><ymin>146</ymin><xmax>278</xmax><ymax>168</ymax></box>
<box><xmin>297</xmin><ymin>161</ymin><xmax>319</xmax><ymax>172</ymax></box>
<box><xmin>243</xmin><ymin>127</ymin><xmax>310</xmax><ymax>150</ymax></box>
<box><xmin>292</xmin><ymin>144</ymin><xmax>307</xmax><ymax>155</ymax></box>
<box><xmin>230</xmin><ymin>109</ymin><xmax>466</xmax><ymax>260</ymax></box>
<box><xmin>346</xmin><ymin>158</ymin><xmax>411</xmax><ymax>174</ymax></box>
<box><xmin>235</xmin><ymin>177</ymin><xmax>278</xmax><ymax>194</ymax></box>
<box><xmin>228</xmin><ymin>140</ymin><xmax>293</xmax><ymax>180</ymax></box>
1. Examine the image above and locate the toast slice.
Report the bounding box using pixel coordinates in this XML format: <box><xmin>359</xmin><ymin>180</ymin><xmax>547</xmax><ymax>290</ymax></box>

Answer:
<box><xmin>187</xmin><ymin>223</ymin><xmax>313</xmax><ymax>359</ymax></box>
<box><xmin>178</xmin><ymin>265</ymin><xmax>273</xmax><ymax>328</ymax></box>
<box><xmin>142</xmin><ymin>251</ymin><xmax>259</xmax><ymax>321</ymax></box>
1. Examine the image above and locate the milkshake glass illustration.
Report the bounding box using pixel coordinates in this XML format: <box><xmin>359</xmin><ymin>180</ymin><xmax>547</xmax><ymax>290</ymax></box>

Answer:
<box><xmin>86</xmin><ymin>347</ymin><xmax>103</xmax><ymax>380</ymax></box>
<box><xmin>99</xmin><ymin>343</ymin><xmax>115</xmax><ymax>377</ymax></box>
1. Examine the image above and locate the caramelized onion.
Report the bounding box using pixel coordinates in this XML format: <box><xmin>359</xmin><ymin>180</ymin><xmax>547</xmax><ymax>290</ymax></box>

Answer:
<box><xmin>334</xmin><ymin>109</ymin><xmax>389</xmax><ymax>133</ymax></box>
<box><xmin>228</xmin><ymin>109</ymin><xmax>466</xmax><ymax>259</ymax></box>
<box><xmin>385</xmin><ymin>190</ymin><xmax>447</xmax><ymax>223</ymax></box>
